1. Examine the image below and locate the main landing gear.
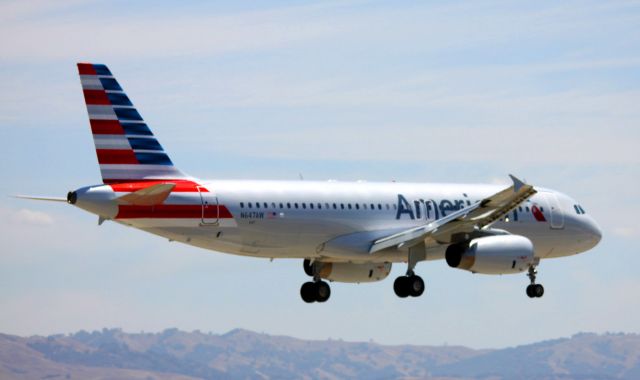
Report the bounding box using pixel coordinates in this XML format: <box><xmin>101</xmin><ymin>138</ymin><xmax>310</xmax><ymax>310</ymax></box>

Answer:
<box><xmin>526</xmin><ymin>265</ymin><xmax>544</xmax><ymax>298</ymax></box>
<box><xmin>394</xmin><ymin>242</ymin><xmax>426</xmax><ymax>298</ymax></box>
<box><xmin>301</xmin><ymin>259</ymin><xmax>331</xmax><ymax>303</ymax></box>
<box><xmin>393</xmin><ymin>272</ymin><xmax>425</xmax><ymax>298</ymax></box>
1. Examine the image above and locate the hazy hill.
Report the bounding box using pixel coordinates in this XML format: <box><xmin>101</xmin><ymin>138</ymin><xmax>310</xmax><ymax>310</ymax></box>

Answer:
<box><xmin>0</xmin><ymin>328</ymin><xmax>638</xmax><ymax>380</ymax></box>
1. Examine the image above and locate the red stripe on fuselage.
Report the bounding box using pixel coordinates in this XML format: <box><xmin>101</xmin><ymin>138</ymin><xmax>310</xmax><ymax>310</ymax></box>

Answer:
<box><xmin>104</xmin><ymin>178</ymin><xmax>191</xmax><ymax>185</ymax></box>
<box><xmin>96</xmin><ymin>149</ymin><xmax>139</xmax><ymax>164</ymax></box>
<box><xmin>91</xmin><ymin>120</ymin><xmax>125</xmax><ymax>134</ymax></box>
<box><xmin>83</xmin><ymin>89</ymin><xmax>111</xmax><ymax>105</ymax></box>
<box><xmin>109</xmin><ymin>180</ymin><xmax>208</xmax><ymax>192</ymax></box>
<box><xmin>116</xmin><ymin>204</ymin><xmax>233</xmax><ymax>219</ymax></box>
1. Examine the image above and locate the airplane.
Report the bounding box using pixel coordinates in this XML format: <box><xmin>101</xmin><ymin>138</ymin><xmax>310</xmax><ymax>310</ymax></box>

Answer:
<box><xmin>17</xmin><ymin>63</ymin><xmax>602</xmax><ymax>303</ymax></box>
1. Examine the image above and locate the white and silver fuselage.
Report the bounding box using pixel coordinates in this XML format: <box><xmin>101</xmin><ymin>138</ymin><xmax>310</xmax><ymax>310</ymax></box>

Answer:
<box><xmin>71</xmin><ymin>179</ymin><xmax>602</xmax><ymax>265</ymax></box>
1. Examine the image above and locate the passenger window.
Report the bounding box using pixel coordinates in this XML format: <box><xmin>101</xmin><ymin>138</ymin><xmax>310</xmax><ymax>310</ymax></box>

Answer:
<box><xmin>240</xmin><ymin>202</ymin><xmax>244</xmax><ymax>208</ymax></box>
<box><xmin>256</xmin><ymin>202</ymin><xmax>260</xmax><ymax>209</ymax></box>
<box><xmin>333</xmin><ymin>203</ymin><xmax>337</xmax><ymax>209</ymax></box>
<box><xmin>341</xmin><ymin>203</ymin><xmax>345</xmax><ymax>210</ymax></box>
<box><xmin>287</xmin><ymin>202</ymin><xmax>291</xmax><ymax>209</ymax></box>
<box><xmin>271</xmin><ymin>202</ymin><xmax>276</xmax><ymax>208</ymax></box>
<box><xmin>355</xmin><ymin>204</ymin><xmax>360</xmax><ymax>210</ymax></box>
<box><xmin>348</xmin><ymin>204</ymin><xmax>352</xmax><ymax>210</ymax></box>
<box><xmin>370</xmin><ymin>204</ymin><xmax>375</xmax><ymax>210</ymax></box>
<box><xmin>540</xmin><ymin>207</ymin><xmax>544</xmax><ymax>212</ymax></box>
<box><xmin>248</xmin><ymin>202</ymin><xmax>253</xmax><ymax>208</ymax></box>
<box><xmin>264</xmin><ymin>202</ymin><xmax>268</xmax><ymax>208</ymax></box>
<box><xmin>325</xmin><ymin>203</ymin><xmax>330</xmax><ymax>209</ymax></box>
<box><xmin>302</xmin><ymin>203</ymin><xmax>306</xmax><ymax>209</ymax></box>
<box><xmin>378</xmin><ymin>204</ymin><xmax>382</xmax><ymax>210</ymax></box>
<box><xmin>279</xmin><ymin>203</ymin><xmax>284</xmax><ymax>209</ymax></box>
<box><xmin>386</xmin><ymin>204</ymin><xmax>390</xmax><ymax>210</ymax></box>
<box><xmin>310</xmin><ymin>203</ymin><xmax>314</xmax><ymax>209</ymax></box>
<box><xmin>393</xmin><ymin>204</ymin><xmax>397</xmax><ymax>210</ymax></box>
<box><xmin>526</xmin><ymin>206</ymin><xmax>530</xmax><ymax>212</ymax></box>
<box><xmin>295</xmin><ymin>203</ymin><xmax>299</xmax><ymax>209</ymax></box>
<box><xmin>317</xmin><ymin>203</ymin><xmax>321</xmax><ymax>209</ymax></box>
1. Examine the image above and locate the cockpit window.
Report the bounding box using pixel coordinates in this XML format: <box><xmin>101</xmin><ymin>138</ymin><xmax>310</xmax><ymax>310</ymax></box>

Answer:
<box><xmin>578</xmin><ymin>205</ymin><xmax>586</xmax><ymax>214</ymax></box>
<box><xmin>574</xmin><ymin>205</ymin><xmax>586</xmax><ymax>215</ymax></box>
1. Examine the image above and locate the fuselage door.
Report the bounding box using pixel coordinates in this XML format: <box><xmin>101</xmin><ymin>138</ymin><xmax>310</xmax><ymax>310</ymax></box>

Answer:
<box><xmin>542</xmin><ymin>192</ymin><xmax>564</xmax><ymax>229</ymax></box>
<box><xmin>197</xmin><ymin>186</ymin><xmax>219</xmax><ymax>225</ymax></box>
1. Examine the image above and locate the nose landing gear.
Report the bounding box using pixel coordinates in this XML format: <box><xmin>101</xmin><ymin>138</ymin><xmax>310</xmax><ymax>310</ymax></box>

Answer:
<box><xmin>526</xmin><ymin>265</ymin><xmax>544</xmax><ymax>298</ymax></box>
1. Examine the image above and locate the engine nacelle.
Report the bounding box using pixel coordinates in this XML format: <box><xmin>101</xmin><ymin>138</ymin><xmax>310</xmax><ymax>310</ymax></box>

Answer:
<box><xmin>445</xmin><ymin>235</ymin><xmax>535</xmax><ymax>275</ymax></box>
<box><xmin>316</xmin><ymin>262</ymin><xmax>392</xmax><ymax>283</ymax></box>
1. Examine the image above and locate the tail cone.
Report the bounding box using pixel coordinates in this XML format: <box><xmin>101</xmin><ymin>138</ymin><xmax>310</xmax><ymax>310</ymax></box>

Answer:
<box><xmin>67</xmin><ymin>191</ymin><xmax>77</xmax><ymax>204</ymax></box>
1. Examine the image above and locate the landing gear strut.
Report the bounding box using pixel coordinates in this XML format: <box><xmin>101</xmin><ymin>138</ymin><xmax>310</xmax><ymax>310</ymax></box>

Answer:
<box><xmin>526</xmin><ymin>265</ymin><xmax>544</xmax><ymax>298</ymax></box>
<box><xmin>301</xmin><ymin>259</ymin><xmax>331</xmax><ymax>303</ymax></box>
<box><xmin>393</xmin><ymin>242</ymin><xmax>426</xmax><ymax>298</ymax></box>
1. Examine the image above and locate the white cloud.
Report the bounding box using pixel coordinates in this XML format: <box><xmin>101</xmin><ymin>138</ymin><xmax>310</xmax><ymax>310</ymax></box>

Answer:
<box><xmin>0</xmin><ymin>289</ymin><xmax>144</xmax><ymax>336</ymax></box>
<box><xmin>12</xmin><ymin>208</ymin><xmax>54</xmax><ymax>226</ymax></box>
<box><xmin>0</xmin><ymin>3</ymin><xmax>343</xmax><ymax>61</ymax></box>
<box><xmin>612</xmin><ymin>227</ymin><xmax>639</xmax><ymax>238</ymax></box>
<box><xmin>0</xmin><ymin>0</ymin><xmax>95</xmax><ymax>22</ymax></box>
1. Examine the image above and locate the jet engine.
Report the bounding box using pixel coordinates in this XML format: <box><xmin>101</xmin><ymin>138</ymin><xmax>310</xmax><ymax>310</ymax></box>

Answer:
<box><xmin>445</xmin><ymin>235</ymin><xmax>535</xmax><ymax>275</ymax></box>
<box><xmin>314</xmin><ymin>262</ymin><xmax>392</xmax><ymax>283</ymax></box>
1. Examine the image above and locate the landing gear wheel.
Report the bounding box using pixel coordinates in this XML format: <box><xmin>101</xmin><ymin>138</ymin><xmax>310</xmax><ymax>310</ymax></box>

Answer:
<box><xmin>303</xmin><ymin>259</ymin><xmax>313</xmax><ymax>277</ymax></box>
<box><xmin>526</xmin><ymin>284</ymin><xmax>544</xmax><ymax>298</ymax></box>
<box><xmin>408</xmin><ymin>275</ymin><xmax>425</xmax><ymax>297</ymax></box>
<box><xmin>300</xmin><ymin>282</ymin><xmax>316</xmax><ymax>303</ymax></box>
<box><xmin>526</xmin><ymin>284</ymin><xmax>534</xmax><ymax>298</ymax></box>
<box><xmin>315</xmin><ymin>281</ymin><xmax>331</xmax><ymax>303</ymax></box>
<box><xmin>533</xmin><ymin>284</ymin><xmax>544</xmax><ymax>298</ymax></box>
<box><xmin>300</xmin><ymin>281</ymin><xmax>331</xmax><ymax>303</ymax></box>
<box><xmin>394</xmin><ymin>275</ymin><xmax>425</xmax><ymax>298</ymax></box>
<box><xmin>525</xmin><ymin>265</ymin><xmax>544</xmax><ymax>298</ymax></box>
<box><xmin>394</xmin><ymin>276</ymin><xmax>410</xmax><ymax>298</ymax></box>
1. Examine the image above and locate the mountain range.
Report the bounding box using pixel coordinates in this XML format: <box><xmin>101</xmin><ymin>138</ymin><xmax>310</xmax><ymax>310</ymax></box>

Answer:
<box><xmin>1</xmin><ymin>328</ymin><xmax>638</xmax><ymax>379</ymax></box>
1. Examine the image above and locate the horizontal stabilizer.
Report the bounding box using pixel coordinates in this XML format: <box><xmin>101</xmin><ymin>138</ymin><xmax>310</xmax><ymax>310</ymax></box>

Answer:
<box><xmin>117</xmin><ymin>183</ymin><xmax>175</xmax><ymax>206</ymax></box>
<box><xmin>12</xmin><ymin>195</ymin><xmax>67</xmax><ymax>202</ymax></box>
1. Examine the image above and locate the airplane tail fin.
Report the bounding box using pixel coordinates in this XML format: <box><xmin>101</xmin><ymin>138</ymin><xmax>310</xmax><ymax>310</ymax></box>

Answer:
<box><xmin>77</xmin><ymin>63</ymin><xmax>188</xmax><ymax>184</ymax></box>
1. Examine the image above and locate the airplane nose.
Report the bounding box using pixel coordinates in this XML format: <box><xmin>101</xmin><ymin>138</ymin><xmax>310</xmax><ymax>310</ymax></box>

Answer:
<box><xmin>582</xmin><ymin>216</ymin><xmax>602</xmax><ymax>247</ymax></box>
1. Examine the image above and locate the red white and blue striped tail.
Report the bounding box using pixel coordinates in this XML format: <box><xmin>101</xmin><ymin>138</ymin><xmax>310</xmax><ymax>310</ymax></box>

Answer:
<box><xmin>77</xmin><ymin>63</ymin><xmax>188</xmax><ymax>184</ymax></box>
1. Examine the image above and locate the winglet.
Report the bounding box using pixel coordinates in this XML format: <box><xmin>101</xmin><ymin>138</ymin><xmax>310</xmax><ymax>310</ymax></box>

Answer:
<box><xmin>509</xmin><ymin>174</ymin><xmax>526</xmax><ymax>192</ymax></box>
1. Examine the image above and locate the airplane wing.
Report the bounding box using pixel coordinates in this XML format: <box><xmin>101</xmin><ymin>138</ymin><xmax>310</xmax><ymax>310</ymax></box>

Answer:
<box><xmin>368</xmin><ymin>175</ymin><xmax>536</xmax><ymax>253</ymax></box>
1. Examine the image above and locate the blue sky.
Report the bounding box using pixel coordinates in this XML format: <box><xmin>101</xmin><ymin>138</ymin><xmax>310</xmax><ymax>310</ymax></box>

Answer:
<box><xmin>1</xmin><ymin>0</ymin><xmax>639</xmax><ymax>348</ymax></box>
